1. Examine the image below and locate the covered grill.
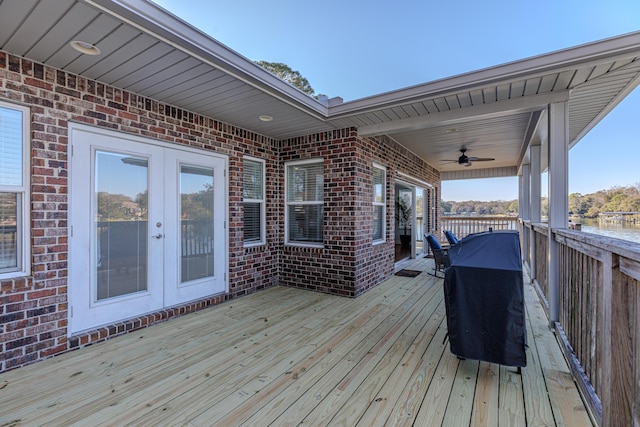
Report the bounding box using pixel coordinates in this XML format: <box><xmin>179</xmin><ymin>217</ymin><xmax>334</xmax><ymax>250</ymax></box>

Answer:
<box><xmin>443</xmin><ymin>230</ymin><xmax>526</xmax><ymax>367</ymax></box>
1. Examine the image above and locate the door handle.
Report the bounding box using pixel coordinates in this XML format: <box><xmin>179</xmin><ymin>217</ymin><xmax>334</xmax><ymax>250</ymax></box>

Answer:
<box><xmin>152</xmin><ymin>233</ymin><xmax>164</xmax><ymax>239</ymax></box>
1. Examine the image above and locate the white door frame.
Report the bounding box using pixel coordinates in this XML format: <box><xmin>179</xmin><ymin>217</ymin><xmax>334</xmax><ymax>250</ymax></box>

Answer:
<box><xmin>68</xmin><ymin>123</ymin><xmax>228</xmax><ymax>335</ymax></box>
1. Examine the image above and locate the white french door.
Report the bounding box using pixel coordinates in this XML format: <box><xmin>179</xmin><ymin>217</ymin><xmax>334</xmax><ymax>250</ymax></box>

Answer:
<box><xmin>163</xmin><ymin>150</ymin><xmax>227</xmax><ymax>306</ymax></box>
<box><xmin>69</xmin><ymin>125</ymin><xmax>227</xmax><ymax>334</ymax></box>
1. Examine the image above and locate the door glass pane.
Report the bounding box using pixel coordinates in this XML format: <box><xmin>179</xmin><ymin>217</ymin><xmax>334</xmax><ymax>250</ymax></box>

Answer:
<box><xmin>0</xmin><ymin>193</ymin><xmax>18</xmax><ymax>269</ymax></box>
<box><xmin>180</xmin><ymin>165</ymin><xmax>214</xmax><ymax>283</ymax></box>
<box><xmin>95</xmin><ymin>151</ymin><xmax>148</xmax><ymax>301</ymax></box>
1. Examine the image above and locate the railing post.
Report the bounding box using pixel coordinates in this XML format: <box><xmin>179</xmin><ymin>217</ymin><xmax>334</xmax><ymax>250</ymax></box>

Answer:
<box><xmin>600</xmin><ymin>253</ymin><xmax>613</xmax><ymax>427</ymax></box>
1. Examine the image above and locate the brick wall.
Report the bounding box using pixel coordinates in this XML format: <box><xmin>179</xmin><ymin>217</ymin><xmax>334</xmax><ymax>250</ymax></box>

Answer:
<box><xmin>354</xmin><ymin>134</ymin><xmax>441</xmax><ymax>296</ymax></box>
<box><xmin>279</xmin><ymin>131</ymin><xmax>440</xmax><ymax>297</ymax></box>
<box><xmin>0</xmin><ymin>51</ymin><xmax>280</xmax><ymax>372</ymax></box>
<box><xmin>0</xmin><ymin>50</ymin><xmax>441</xmax><ymax>373</ymax></box>
<box><xmin>280</xmin><ymin>130</ymin><xmax>358</xmax><ymax>296</ymax></box>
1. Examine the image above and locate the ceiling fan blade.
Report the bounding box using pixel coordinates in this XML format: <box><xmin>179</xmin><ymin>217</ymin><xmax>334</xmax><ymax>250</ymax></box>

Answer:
<box><xmin>467</xmin><ymin>157</ymin><xmax>495</xmax><ymax>162</ymax></box>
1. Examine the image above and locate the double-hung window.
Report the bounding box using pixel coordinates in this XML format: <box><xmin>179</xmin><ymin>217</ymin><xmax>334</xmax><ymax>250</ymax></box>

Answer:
<box><xmin>243</xmin><ymin>157</ymin><xmax>266</xmax><ymax>246</ymax></box>
<box><xmin>0</xmin><ymin>101</ymin><xmax>30</xmax><ymax>278</ymax></box>
<box><xmin>372</xmin><ymin>163</ymin><xmax>386</xmax><ymax>243</ymax></box>
<box><xmin>285</xmin><ymin>159</ymin><xmax>323</xmax><ymax>246</ymax></box>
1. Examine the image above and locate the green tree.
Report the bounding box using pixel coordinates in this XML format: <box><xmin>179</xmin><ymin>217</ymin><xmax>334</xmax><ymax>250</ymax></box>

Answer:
<box><xmin>97</xmin><ymin>192</ymin><xmax>134</xmax><ymax>220</ymax></box>
<box><xmin>442</xmin><ymin>184</ymin><xmax>640</xmax><ymax>218</ymax></box>
<box><xmin>541</xmin><ymin>197</ymin><xmax>549</xmax><ymax>218</ymax></box>
<box><xmin>441</xmin><ymin>200</ymin><xmax>452</xmax><ymax>214</ymax></box>
<box><xmin>569</xmin><ymin>193</ymin><xmax>591</xmax><ymax>215</ymax></box>
<box><xmin>181</xmin><ymin>184</ymin><xmax>214</xmax><ymax>220</ymax></box>
<box><xmin>255</xmin><ymin>61</ymin><xmax>315</xmax><ymax>96</ymax></box>
<box><xmin>620</xmin><ymin>196</ymin><xmax>640</xmax><ymax>212</ymax></box>
<box><xmin>135</xmin><ymin>191</ymin><xmax>148</xmax><ymax>218</ymax></box>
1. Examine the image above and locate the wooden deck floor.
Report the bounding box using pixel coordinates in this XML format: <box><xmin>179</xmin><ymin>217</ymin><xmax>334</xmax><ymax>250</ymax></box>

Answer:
<box><xmin>0</xmin><ymin>258</ymin><xmax>593</xmax><ymax>426</ymax></box>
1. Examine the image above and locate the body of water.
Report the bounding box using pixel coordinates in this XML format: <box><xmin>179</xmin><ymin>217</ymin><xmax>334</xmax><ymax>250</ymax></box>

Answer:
<box><xmin>578</xmin><ymin>218</ymin><xmax>640</xmax><ymax>243</ymax></box>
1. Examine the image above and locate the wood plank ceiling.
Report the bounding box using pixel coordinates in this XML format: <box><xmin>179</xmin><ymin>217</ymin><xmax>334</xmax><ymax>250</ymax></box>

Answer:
<box><xmin>2</xmin><ymin>0</ymin><xmax>640</xmax><ymax>179</ymax></box>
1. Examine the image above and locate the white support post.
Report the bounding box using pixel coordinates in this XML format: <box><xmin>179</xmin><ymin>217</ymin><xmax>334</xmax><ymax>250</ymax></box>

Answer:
<box><xmin>411</xmin><ymin>185</ymin><xmax>417</xmax><ymax>260</ymax></box>
<box><xmin>529</xmin><ymin>146</ymin><xmax>541</xmax><ymax>285</ymax></box>
<box><xmin>520</xmin><ymin>164</ymin><xmax>531</xmax><ymax>266</ymax></box>
<box><xmin>547</xmin><ymin>101</ymin><xmax>569</xmax><ymax>324</ymax></box>
<box><xmin>518</xmin><ymin>174</ymin><xmax>523</xmax><ymax>218</ymax></box>
<box><xmin>520</xmin><ymin>165</ymin><xmax>531</xmax><ymax>221</ymax></box>
<box><xmin>530</xmin><ymin>147</ymin><xmax>541</xmax><ymax>223</ymax></box>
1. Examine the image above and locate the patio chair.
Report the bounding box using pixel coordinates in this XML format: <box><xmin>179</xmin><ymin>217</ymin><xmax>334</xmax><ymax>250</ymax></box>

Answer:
<box><xmin>425</xmin><ymin>234</ymin><xmax>450</xmax><ymax>278</ymax></box>
<box><xmin>443</xmin><ymin>230</ymin><xmax>459</xmax><ymax>246</ymax></box>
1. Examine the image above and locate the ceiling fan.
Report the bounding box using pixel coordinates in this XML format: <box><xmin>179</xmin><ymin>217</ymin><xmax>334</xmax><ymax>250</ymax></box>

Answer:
<box><xmin>442</xmin><ymin>148</ymin><xmax>495</xmax><ymax>167</ymax></box>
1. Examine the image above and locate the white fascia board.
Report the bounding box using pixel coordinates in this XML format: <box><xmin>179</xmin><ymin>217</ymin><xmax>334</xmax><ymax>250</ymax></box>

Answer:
<box><xmin>330</xmin><ymin>31</ymin><xmax>640</xmax><ymax>117</ymax></box>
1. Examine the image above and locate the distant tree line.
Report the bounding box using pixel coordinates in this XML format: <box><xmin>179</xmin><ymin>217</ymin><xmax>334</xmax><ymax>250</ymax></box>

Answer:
<box><xmin>442</xmin><ymin>183</ymin><xmax>640</xmax><ymax>217</ymax></box>
<box><xmin>441</xmin><ymin>199</ymin><xmax>519</xmax><ymax>216</ymax></box>
<box><xmin>569</xmin><ymin>183</ymin><xmax>640</xmax><ymax>217</ymax></box>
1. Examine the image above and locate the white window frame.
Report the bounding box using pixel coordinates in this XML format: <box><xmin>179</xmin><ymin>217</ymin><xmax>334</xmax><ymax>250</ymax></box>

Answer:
<box><xmin>243</xmin><ymin>156</ymin><xmax>266</xmax><ymax>247</ymax></box>
<box><xmin>372</xmin><ymin>162</ymin><xmax>386</xmax><ymax>244</ymax></box>
<box><xmin>285</xmin><ymin>158</ymin><xmax>324</xmax><ymax>247</ymax></box>
<box><xmin>0</xmin><ymin>101</ymin><xmax>30</xmax><ymax>279</ymax></box>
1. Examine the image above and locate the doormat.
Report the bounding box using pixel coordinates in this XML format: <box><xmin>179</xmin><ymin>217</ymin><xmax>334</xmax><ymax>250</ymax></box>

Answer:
<box><xmin>395</xmin><ymin>269</ymin><xmax>422</xmax><ymax>277</ymax></box>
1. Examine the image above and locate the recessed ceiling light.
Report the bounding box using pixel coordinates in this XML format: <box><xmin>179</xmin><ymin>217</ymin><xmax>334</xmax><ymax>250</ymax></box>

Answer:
<box><xmin>69</xmin><ymin>40</ymin><xmax>101</xmax><ymax>56</ymax></box>
<box><xmin>445</xmin><ymin>128</ymin><xmax>457</xmax><ymax>133</ymax></box>
<box><xmin>259</xmin><ymin>115</ymin><xmax>273</xmax><ymax>122</ymax></box>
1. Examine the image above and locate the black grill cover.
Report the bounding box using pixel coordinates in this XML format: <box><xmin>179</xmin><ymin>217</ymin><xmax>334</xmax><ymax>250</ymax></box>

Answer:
<box><xmin>443</xmin><ymin>230</ymin><xmax>526</xmax><ymax>367</ymax></box>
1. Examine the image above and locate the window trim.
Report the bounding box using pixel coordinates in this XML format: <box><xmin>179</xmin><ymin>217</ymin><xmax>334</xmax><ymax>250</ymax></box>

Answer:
<box><xmin>0</xmin><ymin>100</ymin><xmax>31</xmax><ymax>279</ymax></box>
<box><xmin>285</xmin><ymin>158</ymin><xmax>324</xmax><ymax>248</ymax></box>
<box><xmin>372</xmin><ymin>162</ymin><xmax>386</xmax><ymax>245</ymax></box>
<box><xmin>242</xmin><ymin>156</ymin><xmax>266</xmax><ymax>247</ymax></box>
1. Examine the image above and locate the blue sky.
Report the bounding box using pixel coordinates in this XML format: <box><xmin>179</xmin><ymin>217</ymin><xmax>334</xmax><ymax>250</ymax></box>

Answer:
<box><xmin>153</xmin><ymin>0</ymin><xmax>640</xmax><ymax>201</ymax></box>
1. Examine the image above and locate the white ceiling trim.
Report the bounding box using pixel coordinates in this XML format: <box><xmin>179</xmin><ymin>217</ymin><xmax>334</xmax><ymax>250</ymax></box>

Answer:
<box><xmin>397</xmin><ymin>171</ymin><xmax>434</xmax><ymax>189</ymax></box>
<box><xmin>441</xmin><ymin>166</ymin><xmax>518</xmax><ymax>181</ymax></box>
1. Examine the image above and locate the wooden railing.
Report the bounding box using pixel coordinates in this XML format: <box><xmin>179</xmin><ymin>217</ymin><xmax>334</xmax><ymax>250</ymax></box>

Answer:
<box><xmin>97</xmin><ymin>220</ymin><xmax>213</xmax><ymax>260</ymax></box>
<box><xmin>532</xmin><ymin>223</ymin><xmax>549</xmax><ymax>302</ymax></box>
<box><xmin>440</xmin><ymin>216</ymin><xmax>518</xmax><ymax>241</ymax></box>
<box><xmin>523</xmin><ymin>221</ymin><xmax>640</xmax><ymax>427</ymax></box>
